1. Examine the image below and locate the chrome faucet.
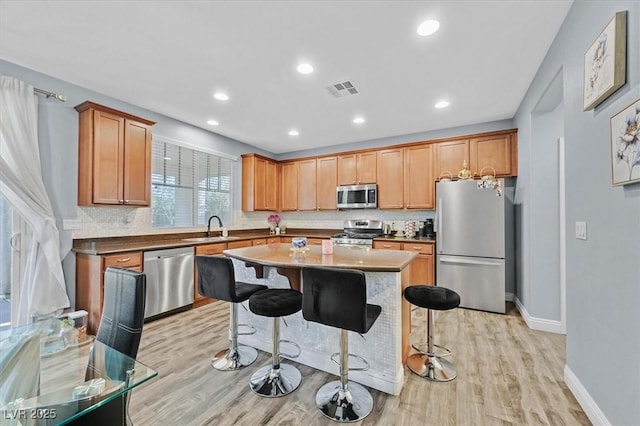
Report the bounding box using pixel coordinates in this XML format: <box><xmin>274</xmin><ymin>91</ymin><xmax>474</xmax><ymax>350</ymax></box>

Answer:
<box><xmin>206</xmin><ymin>215</ymin><xmax>223</xmax><ymax>237</ymax></box>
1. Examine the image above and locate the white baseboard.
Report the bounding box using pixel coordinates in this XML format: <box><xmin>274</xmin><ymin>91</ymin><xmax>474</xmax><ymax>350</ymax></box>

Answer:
<box><xmin>512</xmin><ymin>295</ymin><xmax>564</xmax><ymax>334</ymax></box>
<box><xmin>564</xmin><ymin>365</ymin><xmax>610</xmax><ymax>426</ymax></box>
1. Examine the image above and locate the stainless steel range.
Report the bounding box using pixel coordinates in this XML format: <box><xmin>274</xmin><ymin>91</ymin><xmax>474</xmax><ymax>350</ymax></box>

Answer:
<box><xmin>331</xmin><ymin>219</ymin><xmax>384</xmax><ymax>247</ymax></box>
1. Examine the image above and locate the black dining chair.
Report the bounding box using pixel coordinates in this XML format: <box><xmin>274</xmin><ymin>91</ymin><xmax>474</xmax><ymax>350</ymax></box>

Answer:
<box><xmin>84</xmin><ymin>267</ymin><xmax>146</xmax><ymax>426</ymax></box>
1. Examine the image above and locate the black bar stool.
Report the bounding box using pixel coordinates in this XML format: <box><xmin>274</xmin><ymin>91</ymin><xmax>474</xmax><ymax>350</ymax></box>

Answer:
<box><xmin>248</xmin><ymin>288</ymin><xmax>303</xmax><ymax>397</ymax></box>
<box><xmin>403</xmin><ymin>285</ymin><xmax>460</xmax><ymax>381</ymax></box>
<box><xmin>302</xmin><ymin>266</ymin><xmax>381</xmax><ymax>422</ymax></box>
<box><xmin>196</xmin><ymin>256</ymin><xmax>267</xmax><ymax>371</ymax></box>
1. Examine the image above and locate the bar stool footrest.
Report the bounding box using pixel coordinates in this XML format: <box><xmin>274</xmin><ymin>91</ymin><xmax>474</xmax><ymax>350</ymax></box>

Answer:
<box><xmin>330</xmin><ymin>352</ymin><xmax>370</xmax><ymax>372</ymax></box>
<box><xmin>279</xmin><ymin>339</ymin><xmax>301</xmax><ymax>359</ymax></box>
<box><xmin>237</xmin><ymin>323</ymin><xmax>257</xmax><ymax>336</ymax></box>
<box><xmin>411</xmin><ymin>342</ymin><xmax>453</xmax><ymax>358</ymax></box>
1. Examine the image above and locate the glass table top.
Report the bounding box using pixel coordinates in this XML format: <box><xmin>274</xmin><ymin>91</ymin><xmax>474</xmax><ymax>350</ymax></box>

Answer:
<box><xmin>0</xmin><ymin>317</ymin><xmax>157</xmax><ymax>425</ymax></box>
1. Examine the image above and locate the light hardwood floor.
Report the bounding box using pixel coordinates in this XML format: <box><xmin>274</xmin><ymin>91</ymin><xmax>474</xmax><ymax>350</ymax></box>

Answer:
<box><xmin>130</xmin><ymin>301</ymin><xmax>590</xmax><ymax>425</ymax></box>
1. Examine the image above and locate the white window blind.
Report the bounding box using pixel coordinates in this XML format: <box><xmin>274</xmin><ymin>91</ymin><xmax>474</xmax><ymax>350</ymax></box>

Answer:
<box><xmin>151</xmin><ymin>138</ymin><xmax>232</xmax><ymax>228</ymax></box>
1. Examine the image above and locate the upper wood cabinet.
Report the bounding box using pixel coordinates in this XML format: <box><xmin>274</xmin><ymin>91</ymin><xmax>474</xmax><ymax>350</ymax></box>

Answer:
<box><xmin>433</xmin><ymin>139</ymin><xmax>470</xmax><ymax>181</ymax></box>
<box><xmin>316</xmin><ymin>156</ymin><xmax>338</xmax><ymax>210</ymax></box>
<box><xmin>280</xmin><ymin>161</ymin><xmax>299</xmax><ymax>211</ymax></box>
<box><xmin>434</xmin><ymin>132</ymin><xmax>517</xmax><ymax>180</ymax></box>
<box><xmin>240</xmin><ymin>129</ymin><xmax>517</xmax><ymax>212</ymax></box>
<box><xmin>405</xmin><ymin>144</ymin><xmax>435</xmax><ymax>209</ymax></box>
<box><xmin>242</xmin><ymin>154</ymin><xmax>278</xmax><ymax>211</ymax></box>
<box><xmin>298</xmin><ymin>159</ymin><xmax>317</xmax><ymax>210</ymax></box>
<box><xmin>377</xmin><ymin>148</ymin><xmax>405</xmax><ymax>209</ymax></box>
<box><xmin>470</xmin><ymin>133</ymin><xmax>517</xmax><ymax>177</ymax></box>
<box><xmin>76</xmin><ymin>101</ymin><xmax>155</xmax><ymax>206</ymax></box>
<box><xmin>338</xmin><ymin>151</ymin><xmax>377</xmax><ymax>185</ymax></box>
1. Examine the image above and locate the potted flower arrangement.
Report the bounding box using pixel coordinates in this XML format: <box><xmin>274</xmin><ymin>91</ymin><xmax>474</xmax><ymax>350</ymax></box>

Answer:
<box><xmin>267</xmin><ymin>214</ymin><xmax>281</xmax><ymax>234</ymax></box>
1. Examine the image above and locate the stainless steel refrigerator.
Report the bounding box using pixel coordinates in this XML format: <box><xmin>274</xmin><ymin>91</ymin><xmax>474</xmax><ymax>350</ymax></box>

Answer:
<box><xmin>435</xmin><ymin>179</ymin><xmax>514</xmax><ymax>314</ymax></box>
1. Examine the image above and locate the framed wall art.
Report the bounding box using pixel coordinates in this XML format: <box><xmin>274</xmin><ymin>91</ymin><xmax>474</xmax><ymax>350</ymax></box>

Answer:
<box><xmin>610</xmin><ymin>98</ymin><xmax>640</xmax><ymax>186</ymax></box>
<box><xmin>583</xmin><ymin>10</ymin><xmax>627</xmax><ymax>111</ymax></box>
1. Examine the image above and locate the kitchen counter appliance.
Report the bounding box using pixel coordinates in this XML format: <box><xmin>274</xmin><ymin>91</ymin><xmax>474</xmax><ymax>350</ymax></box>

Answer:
<box><xmin>330</xmin><ymin>219</ymin><xmax>384</xmax><ymax>247</ymax></box>
<box><xmin>143</xmin><ymin>247</ymin><xmax>194</xmax><ymax>320</ymax></box>
<box><xmin>336</xmin><ymin>184</ymin><xmax>377</xmax><ymax>209</ymax></box>
<box><xmin>435</xmin><ymin>179</ymin><xmax>514</xmax><ymax>314</ymax></box>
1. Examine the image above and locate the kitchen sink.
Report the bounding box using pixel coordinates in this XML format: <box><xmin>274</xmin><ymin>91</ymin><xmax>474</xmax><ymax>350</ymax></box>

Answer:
<box><xmin>182</xmin><ymin>236</ymin><xmax>241</xmax><ymax>243</ymax></box>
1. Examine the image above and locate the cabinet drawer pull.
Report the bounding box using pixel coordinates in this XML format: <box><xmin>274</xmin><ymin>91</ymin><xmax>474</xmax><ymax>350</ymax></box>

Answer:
<box><xmin>411</xmin><ymin>247</ymin><xmax>423</xmax><ymax>251</ymax></box>
<box><xmin>383</xmin><ymin>244</ymin><xmax>392</xmax><ymax>248</ymax></box>
<box><xmin>117</xmin><ymin>257</ymin><xmax>131</xmax><ymax>262</ymax></box>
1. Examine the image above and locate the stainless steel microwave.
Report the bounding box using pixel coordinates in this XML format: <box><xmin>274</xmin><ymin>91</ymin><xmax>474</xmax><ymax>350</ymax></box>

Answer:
<box><xmin>336</xmin><ymin>184</ymin><xmax>377</xmax><ymax>209</ymax></box>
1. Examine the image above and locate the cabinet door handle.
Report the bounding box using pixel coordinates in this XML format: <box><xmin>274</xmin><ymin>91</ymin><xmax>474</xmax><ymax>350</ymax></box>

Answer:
<box><xmin>117</xmin><ymin>257</ymin><xmax>131</xmax><ymax>262</ymax></box>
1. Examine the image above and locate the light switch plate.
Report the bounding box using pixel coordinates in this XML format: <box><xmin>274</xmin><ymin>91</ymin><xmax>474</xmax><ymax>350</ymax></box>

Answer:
<box><xmin>575</xmin><ymin>221</ymin><xmax>587</xmax><ymax>240</ymax></box>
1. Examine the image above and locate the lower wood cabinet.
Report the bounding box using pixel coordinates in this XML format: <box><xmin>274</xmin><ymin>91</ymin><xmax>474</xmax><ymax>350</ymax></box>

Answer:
<box><xmin>373</xmin><ymin>241</ymin><xmax>434</xmax><ymax>285</ymax></box>
<box><xmin>227</xmin><ymin>240</ymin><xmax>253</xmax><ymax>249</ymax></box>
<box><xmin>76</xmin><ymin>251</ymin><xmax>143</xmax><ymax>335</ymax></box>
<box><xmin>402</xmin><ymin>243</ymin><xmax>434</xmax><ymax>286</ymax></box>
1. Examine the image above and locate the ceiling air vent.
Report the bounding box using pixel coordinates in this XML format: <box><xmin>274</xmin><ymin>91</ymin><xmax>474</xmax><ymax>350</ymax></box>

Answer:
<box><xmin>327</xmin><ymin>81</ymin><xmax>359</xmax><ymax>98</ymax></box>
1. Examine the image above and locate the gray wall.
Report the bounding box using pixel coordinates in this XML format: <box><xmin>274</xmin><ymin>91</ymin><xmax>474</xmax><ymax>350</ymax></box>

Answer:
<box><xmin>514</xmin><ymin>1</ymin><xmax>640</xmax><ymax>424</ymax></box>
<box><xmin>277</xmin><ymin>118</ymin><xmax>514</xmax><ymax>160</ymax></box>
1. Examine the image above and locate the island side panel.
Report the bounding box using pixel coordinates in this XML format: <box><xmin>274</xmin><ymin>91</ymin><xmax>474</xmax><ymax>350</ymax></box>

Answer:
<box><xmin>401</xmin><ymin>264</ymin><xmax>412</xmax><ymax>364</ymax></box>
<box><xmin>231</xmin><ymin>259</ymin><xmax>404</xmax><ymax>395</ymax></box>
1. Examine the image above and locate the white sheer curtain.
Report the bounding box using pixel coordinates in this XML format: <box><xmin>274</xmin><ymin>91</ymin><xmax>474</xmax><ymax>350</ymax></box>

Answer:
<box><xmin>0</xmin><ymin>76</ymin><xmax>70</xmax><ymax>325</ymax></box>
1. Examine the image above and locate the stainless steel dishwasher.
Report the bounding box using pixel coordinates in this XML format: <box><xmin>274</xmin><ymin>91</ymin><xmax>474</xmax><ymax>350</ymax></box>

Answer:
<box><xmin>143</xmin><ymin>247</ymin><xmax>194</xmax><ymax>320</ymax></box>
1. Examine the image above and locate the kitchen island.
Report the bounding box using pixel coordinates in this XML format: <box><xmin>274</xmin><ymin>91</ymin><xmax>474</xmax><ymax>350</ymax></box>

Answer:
<box><xmin>223</xmin><ymin>243</ymin><xmax>416</xmax><ymax>395</ymax></box>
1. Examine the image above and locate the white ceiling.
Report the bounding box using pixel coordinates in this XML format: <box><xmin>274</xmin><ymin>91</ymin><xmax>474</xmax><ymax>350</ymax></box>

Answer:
<box><xmin>0</xmin><ymin>1</ymin><xmax>572</xmax><ymax>154</ymax></box>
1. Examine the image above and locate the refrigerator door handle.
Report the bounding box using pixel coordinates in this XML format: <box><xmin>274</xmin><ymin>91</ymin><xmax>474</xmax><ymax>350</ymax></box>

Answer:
<box><xmin>439</xmin><ymin>256</ymin><xmax>502</xmax><ymax>267</ymax></box>
<box><xmin>437</xmin><ymin>198</ymin><xmax>443</xmax><ymax>253</ymax></box>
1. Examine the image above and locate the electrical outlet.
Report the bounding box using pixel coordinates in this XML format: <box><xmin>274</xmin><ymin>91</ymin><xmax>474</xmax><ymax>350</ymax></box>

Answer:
<box><xmin>575</xmin><ymin>221</ymin><xmax>587</xmax><ymax>240</ymax></box>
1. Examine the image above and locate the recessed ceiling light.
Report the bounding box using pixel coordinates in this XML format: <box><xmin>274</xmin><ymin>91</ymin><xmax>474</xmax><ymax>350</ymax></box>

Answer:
<box><xmin>163</xmin><ymin>157</ymin><xmax>172</xmax><ymax>161</ymax></box>
<box><xmin>297</xmin><ymin>63</ymin><xmax>314</xmax><ymax>74</ymax></box>
<box><xmin>207</xmin><ymin>119</ymin><xmax>219</xmax><ymax>126</ymax></box>
<box><xmin>213</xmin><ymin>92</ymin><xmax>229</xmax><ymax>101</ymax></box>
<box><xmin>288</xmin><ymin>129</ymin><xmax>299</xmax><ymax>136</ymax></box>
<box><xmin>435</xmin><ymin>100</ymin><xmax>450</xmax><ymax>109</ymax></box>
<box><xmin>417</xmin><ymin>19</ymin><xmax>440</xmax><ymax>36</ymax></box>
<box><xmin>353</xmin><ymin>116</ymin><xmax>365</xmax><ymax>124</ymax></box>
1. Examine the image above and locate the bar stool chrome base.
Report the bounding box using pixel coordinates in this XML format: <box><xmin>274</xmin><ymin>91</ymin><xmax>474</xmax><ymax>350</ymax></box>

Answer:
<box><xmin>407</xmin><ymin>353</ymin><xmax>457</xmax><ymax>382</ymax></box>
<box><xmin>212</xmin><ymin>345</ymin><xmax>258</xmax><ymax>371</ymax></box>
<box><xmin>250</xmin><ymin>364</ymin><xmax>301</xmax><ymax>397</ymax></box>
<box><xmin>316</xmin><ymin>380</ymin><xmax>374</xmax><ymax>423</ymax></box>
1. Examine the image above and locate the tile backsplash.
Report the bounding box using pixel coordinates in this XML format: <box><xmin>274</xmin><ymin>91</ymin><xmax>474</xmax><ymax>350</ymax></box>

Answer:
<box><xmin>73</xmin><ymin>206</ymin><xmax>435</xmax><ymax>238</ymax></box>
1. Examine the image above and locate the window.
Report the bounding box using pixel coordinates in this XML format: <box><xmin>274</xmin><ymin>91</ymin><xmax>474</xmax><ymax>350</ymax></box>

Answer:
<box><xmin>151</xmin><ymin>136</ymin><xmax>233</xmax><ymax>228</ymax></box>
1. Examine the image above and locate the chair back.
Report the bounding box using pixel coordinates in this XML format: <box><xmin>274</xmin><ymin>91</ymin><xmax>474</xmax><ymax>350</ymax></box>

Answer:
<box><xmin>196</xmin><ymin>256</ymin><xmax>240</xmax><ymax>302</ymax></box>
<box><xmin>302</xmin><ymin>266</ymin><xmax>371</xmax><ymax>333</ymax></box>
<box><xmin>95</xmin><ymin>267</ymin><xmax>146</xmax><ymax>358</ymax></box>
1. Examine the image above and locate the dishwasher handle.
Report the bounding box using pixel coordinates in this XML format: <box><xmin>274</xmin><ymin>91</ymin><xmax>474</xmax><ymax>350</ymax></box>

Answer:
<box><xmin>151</xmin><ymin>252</ymin><xmax>193</xmax><ymax>260</ymax></box>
